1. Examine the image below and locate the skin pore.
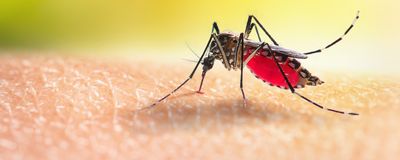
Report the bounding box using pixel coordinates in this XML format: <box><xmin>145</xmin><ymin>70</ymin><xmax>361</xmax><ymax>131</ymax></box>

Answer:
<box><xmin>0</xmin><ymin>54</ymin><xmax>400</xmax><ymax>159</ymax></box>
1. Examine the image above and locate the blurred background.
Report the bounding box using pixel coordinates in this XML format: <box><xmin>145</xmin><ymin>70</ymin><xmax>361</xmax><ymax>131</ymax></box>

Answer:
<box><xmin>0</xmin><ymin>0</ymin><xmax>399</xmax><ymax>74</ymax></box>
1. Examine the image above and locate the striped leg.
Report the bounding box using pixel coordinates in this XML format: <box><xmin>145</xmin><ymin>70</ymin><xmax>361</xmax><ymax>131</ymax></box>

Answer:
<box><xmin>143</xmin><ymin>22</ymin><xmax>222</xmax><ymax>110</ymax></box>
<box><xmin>245</xmin><ymin>15</ymin><xmax>279</xmax><ymax>46</ymax></box>
<box><xmin>232</xmin><ymin>32</ymin><xmax>252</xmax><ymax>107</ymax></box>
<box><xmin>212</xmin><ymin>33</ymin><xmax>231</xmax><ymax>70</ymax></box>
<box><xmin>196</xmin><ymin>22</ymin><xmax>221</xmax><ymax>93</ymax></box>
<box><xmin>141</xmin><ymin>34</ymin><xmax>214</xmax><ymax>111</ymax></box>
<box><xmin>303</xmin><ymin>11</ymin><xmax>360</xmax><ymax>55</ymax></box>
<box><xmin>184</xmin><ymin>22</ymin><xmax>220</xmax><ymax>61</ymax></box>
<box><xmin>212</xmin><ymin>22</ymin><xmax>220</xmax><ymax>34</ymax></box>
<box><xmin>238</xmin><ymin>33</ymin><xmax>247</xmax><ymax>106</ymax></box>
<box><xmin>247</xmin><ymin>23</ymin><xmax>262</xmax><ymax>42</ymax></box>
<box><xmin>236</xmin><ymin>33</ymin><xmax>267</xmax><ymax>107</ymax></box>
<box><xmin>266</xmin><ymin>43</ymin><xmax>359</xmax><ymax>115</ymax></box>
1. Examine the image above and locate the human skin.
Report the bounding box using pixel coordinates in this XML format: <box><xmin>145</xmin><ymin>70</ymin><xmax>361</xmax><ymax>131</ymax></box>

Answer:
<box><xmin>0</xmin><ymin>54</ymin><xmax>399</xmax><ymax>160</ymax></box>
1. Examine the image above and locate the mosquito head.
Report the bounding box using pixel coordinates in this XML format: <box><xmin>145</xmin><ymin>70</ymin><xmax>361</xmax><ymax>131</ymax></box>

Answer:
<box><xmin>202</xmin><ymin>55</ymin><xmax>215</xmax><ymax>72</ymax></box>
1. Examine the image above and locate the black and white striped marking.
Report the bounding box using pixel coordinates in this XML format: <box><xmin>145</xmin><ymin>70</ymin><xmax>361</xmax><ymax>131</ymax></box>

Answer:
<box><xmin>304</xmin><ymin>11</ymin><xmax>360</xmax><ymax>55</ymax></box>
<box><xmin>294</xmin><ymin>92</ymin><xmax>359</xmax><ymax>115</ymax></box>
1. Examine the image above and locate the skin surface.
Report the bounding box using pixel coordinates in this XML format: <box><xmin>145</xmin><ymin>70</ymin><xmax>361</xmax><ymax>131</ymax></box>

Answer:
<box><xmin>0</xmin><ymin>54</ymin><xmax>399</xmax><ymax>160</ymax></box>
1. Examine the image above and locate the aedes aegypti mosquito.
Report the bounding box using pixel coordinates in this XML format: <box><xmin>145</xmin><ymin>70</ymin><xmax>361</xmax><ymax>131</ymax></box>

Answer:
<box><xmin>145</xmin><ymin>11</ymin><xmax>360</xmax><ymax>115</ymax></box>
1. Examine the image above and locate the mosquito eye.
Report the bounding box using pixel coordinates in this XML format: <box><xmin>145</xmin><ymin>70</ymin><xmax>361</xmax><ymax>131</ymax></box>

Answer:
<box><xmin>233</xmin><ymin>39</ymin><xmax>238</xmax><ymax>43</ymax></box>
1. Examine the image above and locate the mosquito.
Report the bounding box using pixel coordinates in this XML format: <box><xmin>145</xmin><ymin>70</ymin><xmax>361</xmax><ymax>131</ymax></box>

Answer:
<box><xmin>145</xmin><ymin>11</ymin><xmax>360</xmax><ymax>115</ymax></box>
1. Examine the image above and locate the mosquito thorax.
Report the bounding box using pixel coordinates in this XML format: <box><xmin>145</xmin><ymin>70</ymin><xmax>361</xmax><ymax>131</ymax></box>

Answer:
<box><xmin>210</xmin><ymin>32</ymin><xmax>242</xmax><ymax>70</ymax></box>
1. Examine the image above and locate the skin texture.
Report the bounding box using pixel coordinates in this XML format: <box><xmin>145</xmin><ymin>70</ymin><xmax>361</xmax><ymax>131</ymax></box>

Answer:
<box><xmin>0</xmin><ymin>54</ymin><xmax>400</xmax><ymax>160</ymax></box>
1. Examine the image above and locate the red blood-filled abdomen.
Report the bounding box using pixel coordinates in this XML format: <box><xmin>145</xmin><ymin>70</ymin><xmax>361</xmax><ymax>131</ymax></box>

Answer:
<box><xmin>244</xmin><ymin>49</ymin><xmax>299</xmax><ymax>89</ymax></box>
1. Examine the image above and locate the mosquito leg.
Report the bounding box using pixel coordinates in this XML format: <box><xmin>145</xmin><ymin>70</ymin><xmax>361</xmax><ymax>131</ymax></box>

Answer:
<box><xmin>236</xmin><ymin>35</ymin><xmax>266</xmax><ymax>107</ymax></box>
<box><xmin>212</xmin><ymin>33</ymin><xmax>231</xmax><ymax>70</ymax></box>
<box><xmin>247</xmin><ymin>23</ymin><xmax>262</xmax><ymax>42</ymax></box>
<box><xmin>143</xmin><ymin>21</ymin><xmax>222</xmax><ymax>110</ymax></box>
<box><xmin>265</xmin><ymin>43</ymin><xmax>359</xmax><ymax>115</ymax></box>
<box><xmin>194</xmin><ymin>22</ymin><xmax>222</xmax><ymax>94</ymax></box>
<box><xmin>231</xmin><ymin>33</ymin><xmax>246</xmax><ymax>104</ymax></box>
<box><xmin>233</xmin><ymin>32</ymin><xmax>242</xmax><ymax>68</ymax></box>
<box><xmin>212</xmin><ymin>22</ymin><xmax>220</xmax><ymax>34</ymax></box>
<box><xmin>243</xmin><ymin>42</ymin><xmax>266</xmax><ymax>66</ymax></box>
<box><xmin>303</xmin><ymin>11</ymin><xmax>360</xmax><ymax>55</ymax></box>
<box><xmin>185</xmin><ymin>22</ymin><xmax>220</xmax><ymax>60</ymax></box>
<box><xmin>229</xmin><ymin>32</ymin><xmax>249</xmax><ymax>107</ymax></box>
<box><xmin>245</xmin><ymin>15</ymin><xmax>279</xmax><ymax>46</ymax></box>
<box><xmin>141</xmin><ymin>34</ymin><xmax>214</xmax><ymax>111</ymax></box>
<box><xmin>238</xmin><ymin>33</ymin><xmax>247</xmax><ymax>107</ymax></box>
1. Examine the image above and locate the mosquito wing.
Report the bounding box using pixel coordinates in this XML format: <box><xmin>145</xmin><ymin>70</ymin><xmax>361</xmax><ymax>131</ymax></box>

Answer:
<box><xmin>244</xmin><ymin>40</ymin><xmax>307</xmax><ymax>59</ymax></box>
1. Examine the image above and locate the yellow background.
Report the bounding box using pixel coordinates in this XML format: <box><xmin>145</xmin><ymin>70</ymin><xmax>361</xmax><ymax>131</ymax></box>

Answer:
<box><xmin>0</xmin><ymin>0</ymin><xmax>399</xmax><ymax>74</ymax></box>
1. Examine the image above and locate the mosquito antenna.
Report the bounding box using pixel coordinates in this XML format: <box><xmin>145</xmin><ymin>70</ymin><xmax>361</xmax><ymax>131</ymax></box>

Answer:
<box><xmin>181</xmin><ymin>58</ymin><xmax>200</xmax><ymax>63</ymax></box>
<box><xmin>185</xmin><ymin>42</ymin><xmax>200</xmax><ymax>58</ymax></box>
